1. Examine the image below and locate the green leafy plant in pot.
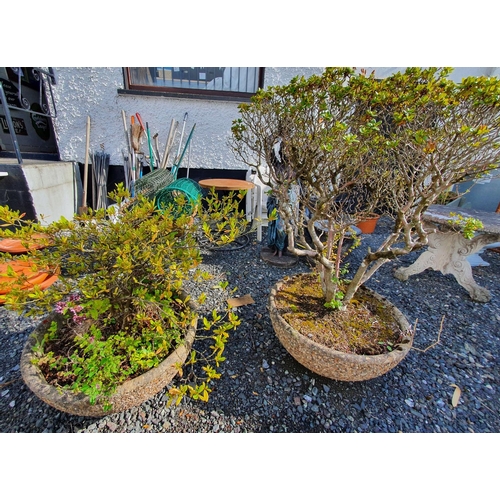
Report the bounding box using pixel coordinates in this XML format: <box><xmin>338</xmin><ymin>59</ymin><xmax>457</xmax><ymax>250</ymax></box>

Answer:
<box><xmin>230</xmin><ymin>67</ymin><xmax>500</xmax><ymax>381</ymax></box>
<box><xmin>0</xmin><ymin>184</ymin><xmax>249</xmax><ymax>415</ymax></box>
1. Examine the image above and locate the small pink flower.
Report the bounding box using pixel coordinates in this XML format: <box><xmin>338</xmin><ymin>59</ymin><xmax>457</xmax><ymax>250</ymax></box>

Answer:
<box><xmin>55</xmin><ymin>296</ymin><xmax>85</xmax><ymax>324</ymax></box>
<box><xmin>55</xmin><ymin>302</ymin><xmax>66</xmax><ymax>314</ymax></box>
<box><xmin>74</xmin><ymin>314</ymin><xmax>86</xmax><ymax>325</ymax></box>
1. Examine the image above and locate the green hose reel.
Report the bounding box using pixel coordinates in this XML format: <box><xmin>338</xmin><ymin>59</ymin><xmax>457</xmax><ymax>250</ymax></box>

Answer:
<box><xmin>155</xmin><ymin>178</ymin><xmax>203</xmax><ymax>217</ymax></box>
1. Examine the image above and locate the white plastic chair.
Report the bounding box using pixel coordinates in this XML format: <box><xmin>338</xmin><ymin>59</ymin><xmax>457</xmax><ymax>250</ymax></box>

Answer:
<box><xmin>246</xmin><ymin>167</ymin><xmax>271</xmax><ymax>242</ymax></box>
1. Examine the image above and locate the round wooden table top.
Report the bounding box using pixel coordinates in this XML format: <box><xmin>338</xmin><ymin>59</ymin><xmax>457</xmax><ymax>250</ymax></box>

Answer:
<box><xmin>198</xmin><ymin>178</ymin><xmax>255</xmax><ymax>191</ymax></box>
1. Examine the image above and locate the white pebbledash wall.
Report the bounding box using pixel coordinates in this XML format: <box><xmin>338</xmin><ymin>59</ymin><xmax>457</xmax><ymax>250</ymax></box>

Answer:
<box><xmin>50</xmin><ymin>67</ymin><xmax>325</xmax><ymax>171</ymax></box>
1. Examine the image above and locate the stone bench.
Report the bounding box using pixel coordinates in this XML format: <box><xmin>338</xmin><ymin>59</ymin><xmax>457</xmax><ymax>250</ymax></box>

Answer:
<box><xmin>394</xmin><ymin>204</ymin><xmax>500</xmax><ymax>302</ymax></box>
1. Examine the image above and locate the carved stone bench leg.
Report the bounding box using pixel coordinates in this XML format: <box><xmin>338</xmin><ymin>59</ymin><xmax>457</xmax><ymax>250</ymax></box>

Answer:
<box><xmin>446</xmin><ymin>257</ymin><xmax>491</xmax><ymax>302</ymax></box>
<box><xmin>395</xmin><ymin>232</ymin><xmax>499</xmax><ymax>302</ymax></box>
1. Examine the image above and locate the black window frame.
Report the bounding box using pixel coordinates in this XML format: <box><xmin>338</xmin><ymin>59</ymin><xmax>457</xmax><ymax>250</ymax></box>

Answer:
<box><xmin>120</xmin><ymin>67</ymin><xmax>265</xmax><ymax>102</ymax></box>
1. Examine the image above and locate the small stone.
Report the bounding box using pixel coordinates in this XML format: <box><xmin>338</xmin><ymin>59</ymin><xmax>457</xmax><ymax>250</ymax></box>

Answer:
<box><xmin>405</xmin><ymin>399</ymin><xmax>415</xmax><ymax>408</ymax></box>
<box><xmin>107</xmin><ymin>421</ymin><xmax>118</xmax><ymax>432</ymax></box>
<box><xmin>262</xmin><ymin>359</ymin><xmax>269</xmax><ymax>369</ymax></box>
<box><xmin>9</xmin><ymin>400</ymin><xmax>15</xmax><ymax>407</ymax></box>
<box><xmin>465</xmin><ymin>342</ymin><xmax>477</xmax><ymax>355</ymax></box>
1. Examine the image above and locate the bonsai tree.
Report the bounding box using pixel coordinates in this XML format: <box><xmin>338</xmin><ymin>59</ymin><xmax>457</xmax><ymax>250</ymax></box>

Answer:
<box><xmin>230</xmin><ymin>67</ymin><xmax>500</xmax><ymax>307</ymax></box>
<box><xmin>0</xmin><ymin>185</ymin><xmax>250</xmax><ymax>409</ymax></box>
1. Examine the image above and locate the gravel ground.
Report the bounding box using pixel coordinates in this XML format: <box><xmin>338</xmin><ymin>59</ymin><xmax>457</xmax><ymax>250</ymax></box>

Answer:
<box><xmin>1</xmin><ymin>218</ymin><xmax>499</xmax><ymax>433</ymax></box>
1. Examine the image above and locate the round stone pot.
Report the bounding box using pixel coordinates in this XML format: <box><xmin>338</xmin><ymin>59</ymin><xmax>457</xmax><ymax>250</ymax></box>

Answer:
<box><xmin>20</xmin><ymin>310</ymin><xmax>197</xmax><ymax>417</ymax></box>
<box><xmin>269</xmin><ymin>276</ymin><xmax>414</xmax><ymax>382</ymax></box>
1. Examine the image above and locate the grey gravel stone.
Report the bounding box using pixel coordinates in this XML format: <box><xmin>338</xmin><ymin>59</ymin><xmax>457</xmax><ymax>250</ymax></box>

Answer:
<box><xmin>1</xmin><ymin>221</ymin><xmax>499</xmax><ymax>433</ymax></box>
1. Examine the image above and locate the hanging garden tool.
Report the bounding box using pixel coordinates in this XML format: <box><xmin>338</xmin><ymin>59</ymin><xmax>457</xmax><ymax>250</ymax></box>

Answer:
<box><xmin>175</xmin><ymin>112</ymin><xmax>188</xmax><ymax>164</ymax></box>
<box><xmin>130</xmin><ymin>115</ymin><xmax>142</xmax><ymax>154</ymax></box>
<box><xmin>146</xmin><ymin>121</ymin><xmax>155</xmax><ymax>171</ymax></box>
<box><xmin>130</xmin><ymin>115</ymin><xmax>143</xmax><ymax>181</ymax></box>
<box><xmin>186</xmin><ymin>130</ymin><xmax>192</xmax><ymax>179</ymax></box>
<box><xmin>136</xmin><ymin>113</ymin><xmax>155</xmax><ymax>172</ymax></box>
<box><xmin>171</xmin><ymin>123</ymin><xmax>196</xmax><ymax>178</ymax></box>
<box><xmin>131</xmin><ymin>120</ymin><xmax>195</xmax><ymax>202</ymax></box>
<box><xmin>160</xmin><ymin>118</ymin><xmax>179</xmax><ymax>170</ymax></box>
<box><xmin>121</xmin><ymin>110</ymin><xmax>133</xmax><ymax>190</ymax></box>
<box><xmin>135</xmin><ymin>112</ymin><xmax>146</xmax><ymax>132</ymax></box>
<box><xmin>153</xmin><ymin>132</ymin><xmax>161</xmax><ymax>167</ymax></box>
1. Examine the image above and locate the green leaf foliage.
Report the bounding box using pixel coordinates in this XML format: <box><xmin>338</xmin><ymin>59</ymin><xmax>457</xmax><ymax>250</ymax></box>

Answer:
<box><xmin>1</xmin><ymin>184</ymin><xmax>249</xmax><ymax>410</ymax></box>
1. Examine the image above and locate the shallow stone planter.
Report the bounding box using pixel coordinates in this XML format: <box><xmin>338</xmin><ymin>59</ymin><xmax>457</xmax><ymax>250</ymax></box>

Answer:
<box><xmin>20</xmin><ymin>311</ymin><xmax>197</xmax><ymax>417</ymax></box>
<box><xmin>269</xmin><ymin>276</ymin><xmax>414</xmax><ymax>382</ymax></box>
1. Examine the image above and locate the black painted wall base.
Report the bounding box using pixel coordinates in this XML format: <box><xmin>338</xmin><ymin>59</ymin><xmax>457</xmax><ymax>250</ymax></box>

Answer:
<box><xmin>78</xmin><ymin>164</ymin><xmax>247</xmax><ymax>210</ymax></box>
<box><xmin>0</xmin><ymin>164</ymin><xmax>37</xmax><ymax>223</ymax></box>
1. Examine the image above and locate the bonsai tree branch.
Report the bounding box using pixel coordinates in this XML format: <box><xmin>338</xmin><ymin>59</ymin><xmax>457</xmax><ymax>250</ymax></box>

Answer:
<box><xmin>231</xmin><ymin>67</ymin><xmax>500</xmax><ymax>308</ymax></box>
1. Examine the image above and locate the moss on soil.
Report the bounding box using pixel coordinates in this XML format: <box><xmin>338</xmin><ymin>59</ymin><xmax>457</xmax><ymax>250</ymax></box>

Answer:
<box><xmin>274</xmin><ymin>273</ymin><xmax>406</xmax><ymax>355</ymax></box>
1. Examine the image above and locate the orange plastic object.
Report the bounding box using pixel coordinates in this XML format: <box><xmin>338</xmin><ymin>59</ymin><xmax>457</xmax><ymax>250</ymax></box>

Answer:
<box><xmin>356</xmin><ymin>215</ymin><xmax>380</xmax><ymax>234</ymax></box>
<box><xmin>0</xmin><ymin>260</ymin><xmax>58</xmax><ymax>303</ymax></box>
<box><xmin>0</xmin><ymin>233</ymin><xmax>51</xmax><ymax>254</ymax></box>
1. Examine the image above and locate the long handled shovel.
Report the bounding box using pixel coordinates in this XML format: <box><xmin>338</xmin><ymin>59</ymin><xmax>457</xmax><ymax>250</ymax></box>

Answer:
<box><xmin>78</xmin><ymin>116</ymin><xmax>91</xmax><ymax>214</ymax></box>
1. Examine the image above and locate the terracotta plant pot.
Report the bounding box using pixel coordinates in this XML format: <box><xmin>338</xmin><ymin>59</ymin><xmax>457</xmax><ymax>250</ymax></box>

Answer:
<box><xmin>20</xmin><ymin>310</ymin><xmax>197</xmax><ymax>417</ymax></box>
<box><xmin>269</xmin><ymin>275</ymin><xmax>414</xmax><ymax>382</ymax></box>
<box><xmin>0</xmin><ymin>233</ymin><xmax>52</xmax><ymax>254</ymax></box>
<box><xmin>356</xmin><ymin>215</ymin><xmax>380</xmax><ymax>234</ymax></box>
<box><xmin>0</xmin><ymin>260</ymin><xmax>58</xmax><ymax>304</ymax></box>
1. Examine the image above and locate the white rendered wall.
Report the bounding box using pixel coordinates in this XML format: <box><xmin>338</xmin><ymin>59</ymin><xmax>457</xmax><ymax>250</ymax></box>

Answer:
<box><xmin>50</xmin><ymin>67</ymin><xmax>325</xmax><ymax>171</ymax></box>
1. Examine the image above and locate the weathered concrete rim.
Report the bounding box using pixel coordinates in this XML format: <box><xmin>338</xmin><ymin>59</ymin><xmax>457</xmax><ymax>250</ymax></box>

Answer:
<box><xmin>20</xmin><ymin>307</ymin><xmax>197</xmax><ymax>417</ymax></box>
<box><xmin>269</xmin><ymin>273</ymin><xmax>414</xmax><ymax>382</ymax></box>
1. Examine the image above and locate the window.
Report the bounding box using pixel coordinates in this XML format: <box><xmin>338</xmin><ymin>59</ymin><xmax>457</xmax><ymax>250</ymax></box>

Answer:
<box><xmin>122</xmin><ymin>67</ymin><xmax>265</xmax><ymax>101</ymax></box>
